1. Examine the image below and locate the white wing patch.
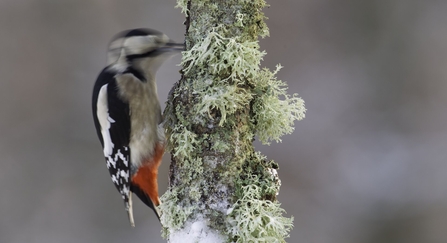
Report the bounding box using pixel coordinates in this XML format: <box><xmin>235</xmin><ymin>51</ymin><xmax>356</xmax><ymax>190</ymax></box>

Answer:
<box><xmin>96</xmin><ymin>84</ymin><xmax>115</xmax><ymax>156</ymax></box>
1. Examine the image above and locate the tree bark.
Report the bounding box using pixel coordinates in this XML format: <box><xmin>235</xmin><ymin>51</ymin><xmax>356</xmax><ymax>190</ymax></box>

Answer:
<box><xmin>159</xmin><ymin>0</ymin><xmax>305</xmax><ymax>242</ymax></box>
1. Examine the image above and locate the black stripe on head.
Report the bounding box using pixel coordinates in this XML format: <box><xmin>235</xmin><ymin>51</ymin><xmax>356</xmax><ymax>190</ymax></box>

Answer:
<box><xmin>125</xmin><ymin>48</ymin><xmax>165</xmax><ymax>61</ymax></box>
<box><xmin>125</xmin><ymin>28</ymin><xmax>163</xmax><ymax>38</ymax></box>
<box><xmin>109</xmin><ymin>28</ymin><xmax>162</xmax><ymax>44</ymax></box>
<box><xmin>120</xmin><ymin>28</ymin><xmax>167</xmax><ymax>62</ymax></box>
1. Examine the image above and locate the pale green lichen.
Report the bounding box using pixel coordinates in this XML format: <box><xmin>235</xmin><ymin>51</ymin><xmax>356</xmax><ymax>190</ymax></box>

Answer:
<box><xmin>181</xmin><ymin>27</ymin><xmax>265</xmax><ymax>81</ymax></box>
<box><xmin>159</xmin><ymin>158</ymin><xmax>204</xmax><ymax>237</ymax></box>
<box><xmin>226</xmin><ymin>152</ymin><xmax>290</xmax><ymax>242</ymax></box>
<box><xmin>188</xmin><ymin>184</ymin><xmax>202</xmax><ymax>201</ymax></box>
<box><xmin>196</xmin><ymin>84</ymin><xmax>252</xmax><ymax>126</ymax></box>
<box><xmin>252</xmin><ymin>65</ymin><xmax>306</xmax><ymax>144</ymax></box>
<box><xmin>182</xmin><ymin>157</ymin><xmax>204</xmax><ymax>181</ymax></box>
<box><xmin>175</xmin><ymin>0</ymin><xmax>189</xmax><ymax>16</ymax></box>
<box><xmin>211</xmin><ymin>138</ymin><xmax>231</xmax><ymax>153</ymax></box>
<box><xmin>235</xmin><ymin>11</ymin><xmax>245</xmax><ymax>27</ymax></box>
<box><xmin>164</xmin><ymin>0</ymin><xmax>303</xmax><ymax>242</ymax></box>
<box><xmin>228</xmin><ymin>185</ymin><xmax>293</xmax><ymax>243</ymax></box>
<box><xmin>159</xmin><ymin>188</ymin><xmax>194</xmax><ymax>237</ymax></box>
<box><xmin>170</xmin><ymin>125</ymin><xmax>199</xmax><ymax>160</ymax></box>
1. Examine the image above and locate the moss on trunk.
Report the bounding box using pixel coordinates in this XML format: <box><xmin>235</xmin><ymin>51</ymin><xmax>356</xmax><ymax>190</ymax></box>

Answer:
<box><xmin>159</xmin><ymin>0</ymin><xmax>305</xmax><ymax>242</ymax></box>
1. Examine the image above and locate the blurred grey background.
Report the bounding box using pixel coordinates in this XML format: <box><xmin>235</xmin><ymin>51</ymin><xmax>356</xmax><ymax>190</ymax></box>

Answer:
<box><xmin>1</xmin><ymin>0</ymin><xmax>446</xmax><ymax>242</ymax></box>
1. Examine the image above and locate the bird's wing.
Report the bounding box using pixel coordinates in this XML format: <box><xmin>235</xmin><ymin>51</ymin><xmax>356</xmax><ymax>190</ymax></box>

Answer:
<box><xmin>93</xmin><ymin>70</ymin><xmax>134</xmax><ymax>225</ymax></box>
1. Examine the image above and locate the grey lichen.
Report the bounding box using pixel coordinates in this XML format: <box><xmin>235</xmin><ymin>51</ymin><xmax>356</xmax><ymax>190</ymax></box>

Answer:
<box><xmin>252</xmin><ymin>65</ymin><xmax>306</xmax><ymax>144</ymax></box>
<box><xmin>170</xmin><ymin>126</ymin><xmax>199</xmax><ymax>160</ymax></box>
<box><xmin>160</xmin><ymin>0</ymin><xmax>305</xmax><ymax>242</ymax></box>
<box><xmin>228</xmin><ymin>185</ymin><xmax>294</xmax><ymax>242</ymax></box>
<box><xmin>226</xmin><ymin>152</ymin><xmax>293</xmax><ymax>242</ymax></box>
<box><xmin>181</xmin><ymin>28</ymin><xmax>265</xmax><ymax>80</ymax></box>
<box><xmin>175</xmin><ymin>0</ymin><xmax>189</xmax><ymax>16</ymax></box>
<box><xmin>159</xmin><ymin>189</ymin><xmax>193</xmax><ymax>237</ymax></box>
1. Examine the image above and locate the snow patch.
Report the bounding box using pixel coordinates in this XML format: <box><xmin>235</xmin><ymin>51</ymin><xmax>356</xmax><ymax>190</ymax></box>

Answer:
<box><xmin>169</xmin><ymin>218</ymin><xmax>225</xmax><ymax>243</ymax></box>
<box><xmin>268</xmin><ymin>168</ymin><xmax>281</xmax><ymax>196</ymax></box>
<box><xmin>226</xmin><ymin>206</ymin><xmax>234</xmax><ymax>215</ymax></box>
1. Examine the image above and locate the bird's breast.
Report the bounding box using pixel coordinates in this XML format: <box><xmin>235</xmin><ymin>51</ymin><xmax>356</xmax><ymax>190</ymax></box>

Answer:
<box><xmin>115</xmin><ymin>73</ymin><xmax>163</xmax><ymax>168</ymax></box>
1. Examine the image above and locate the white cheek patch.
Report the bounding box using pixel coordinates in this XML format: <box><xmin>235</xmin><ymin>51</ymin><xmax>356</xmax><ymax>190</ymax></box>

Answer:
<box><xmin>97</xmin><ymin>84</ymin><xmax>115</xmax><ymax>156</ymax></box>
<box><xmin>123</xmin><ymin>35</ymin><xmax>165</xmax><ymax>55</ymax></box>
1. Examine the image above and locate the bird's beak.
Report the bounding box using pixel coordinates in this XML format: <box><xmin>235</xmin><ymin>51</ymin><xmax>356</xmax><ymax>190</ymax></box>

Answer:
<box><xmin>165</xmin><ymin>42</ymin><xmax>185</xmax><ymax>51</ymax></box>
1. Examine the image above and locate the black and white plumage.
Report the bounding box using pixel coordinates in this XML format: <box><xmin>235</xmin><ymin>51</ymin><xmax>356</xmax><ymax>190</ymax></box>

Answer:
<box><xmin>92</xmin><ymin>28</ymin><xmax>183</xmax><ymax>226</ymax></box>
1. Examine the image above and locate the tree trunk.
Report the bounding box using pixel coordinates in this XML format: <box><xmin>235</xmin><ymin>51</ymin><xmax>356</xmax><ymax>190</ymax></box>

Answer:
<box><xmin>159</xmin><ymin>0</ymin><xmax>305</xmax><ymax>242</ymax></box>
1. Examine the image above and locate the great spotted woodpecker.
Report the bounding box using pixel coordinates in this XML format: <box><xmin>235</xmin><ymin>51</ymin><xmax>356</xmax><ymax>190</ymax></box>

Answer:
<box><xmin>92</xmin><ymin>28</ymin><xmax>183</xmax><ymax>226</ymax></box>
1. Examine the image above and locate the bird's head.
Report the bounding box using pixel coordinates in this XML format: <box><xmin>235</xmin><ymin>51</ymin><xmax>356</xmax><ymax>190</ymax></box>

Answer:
<box><xmin>107</xmin><ymin>28</ymin><xmax>184</xmax><ymax>76</ymax></box>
